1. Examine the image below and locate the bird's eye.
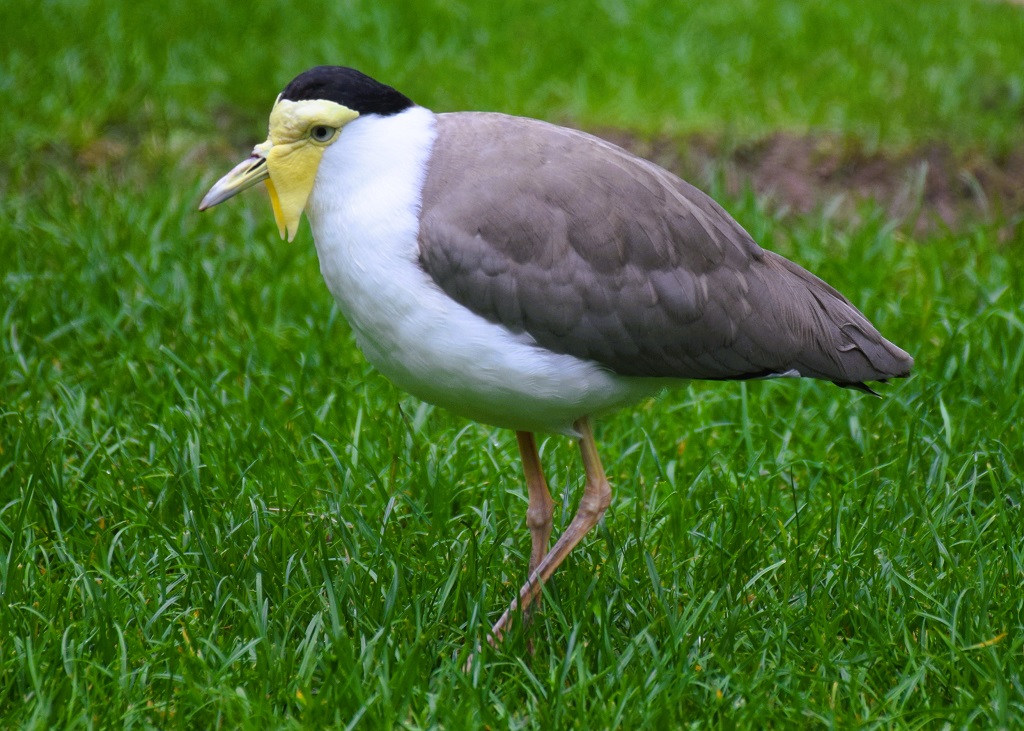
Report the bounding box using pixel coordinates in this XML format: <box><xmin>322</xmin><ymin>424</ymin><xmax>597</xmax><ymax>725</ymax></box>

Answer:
<box><xmin>310</xmin><ymin>125</ymin><xmax>336</xmax><ymax>142</ymax></box>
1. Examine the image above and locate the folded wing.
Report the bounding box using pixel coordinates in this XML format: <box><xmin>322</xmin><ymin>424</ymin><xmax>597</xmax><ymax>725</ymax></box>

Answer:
<box><xmin>417</xmin><ymin>113</ymin><xmax>912</xmax><ymax>387</ymax></box>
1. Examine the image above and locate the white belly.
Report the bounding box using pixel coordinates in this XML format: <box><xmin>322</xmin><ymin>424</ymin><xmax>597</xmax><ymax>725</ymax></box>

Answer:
<box><xmin>305</xmin><ymin>107</ymin><xmax>660</xmax><ymax>435</ymax></box>
<box><xmin>356</xmin><ymin>295</ymin><xmax>658</xmax><ymax>435</ymax></box>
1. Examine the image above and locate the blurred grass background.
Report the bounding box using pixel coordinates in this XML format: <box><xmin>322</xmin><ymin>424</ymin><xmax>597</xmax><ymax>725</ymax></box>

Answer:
<box><xmin>3</xmin><ymin>0</ymin><xmax>1024</xmax><ymax>155</ymax></box>
<box><xmin>2</xmin><ymin>0</ymin><xmax>1023</xmax><ymax>728</ymax></box>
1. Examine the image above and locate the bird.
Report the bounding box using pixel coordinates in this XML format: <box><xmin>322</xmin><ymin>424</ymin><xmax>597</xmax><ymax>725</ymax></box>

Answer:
<box><xmin>200</xmin><ymin>65</ymin><xmax>912</xmax><ymax>649</ymax></box>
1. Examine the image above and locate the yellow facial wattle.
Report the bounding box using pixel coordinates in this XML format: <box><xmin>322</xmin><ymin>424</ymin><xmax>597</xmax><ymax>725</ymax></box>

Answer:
<box><xmin>263</xmin><ymin>98</ymin><xmax>360</xmax><ymax>242</ymax></box>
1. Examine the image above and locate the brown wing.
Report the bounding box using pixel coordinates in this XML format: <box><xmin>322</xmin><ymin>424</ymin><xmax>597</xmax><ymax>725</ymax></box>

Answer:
<box><xmin>417</xmin><ymin>112</ymin><xmax>912</xmax><ymax>386</ymax></box>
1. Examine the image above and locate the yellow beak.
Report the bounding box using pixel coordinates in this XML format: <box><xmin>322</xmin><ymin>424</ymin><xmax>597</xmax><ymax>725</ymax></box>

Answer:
<box><xmin>199</xmin><ymin>140</ymin><xmax>273</xmax><ymax>211</ymax></box>
<box><xmin>199</xmin><ymin>137</ymin><xmax>319</xmax><ymax>242</ymax></box>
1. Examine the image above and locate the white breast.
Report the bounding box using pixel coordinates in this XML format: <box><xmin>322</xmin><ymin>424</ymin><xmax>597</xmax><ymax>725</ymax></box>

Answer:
<box><xmin>305</xmin><ymin>107</ymin><xmax>659</xmax><ymax>435</ymax></box>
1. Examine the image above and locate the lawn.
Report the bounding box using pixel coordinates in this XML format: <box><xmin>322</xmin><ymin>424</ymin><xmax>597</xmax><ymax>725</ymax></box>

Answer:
<box><xmin>2</xmin><ymin>0</ymin><xmax>1023</xmax><ymax>728</ymax></box>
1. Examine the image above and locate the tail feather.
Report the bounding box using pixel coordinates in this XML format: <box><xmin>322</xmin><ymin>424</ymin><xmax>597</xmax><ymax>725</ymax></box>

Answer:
<box><xmin>763</xmin><ymin>252</ymin><xmax>913</xmax><ymax>385</ymax></box>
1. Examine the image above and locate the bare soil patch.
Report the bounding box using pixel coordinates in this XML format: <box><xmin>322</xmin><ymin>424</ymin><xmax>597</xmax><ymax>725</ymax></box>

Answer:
<box><xmin>597</xmin><ymin>129</ymin><xmax>1024</xmax><ymax>239</ymax></box>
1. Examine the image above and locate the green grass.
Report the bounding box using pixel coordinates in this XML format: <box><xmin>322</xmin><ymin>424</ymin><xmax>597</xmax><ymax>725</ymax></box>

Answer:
<box><xmin>2</xmin><ymin>0</ymin><xmax>1023</xmax><ymax>155</ymax></box>
<box><xmin>2</xmin><ymin>0</ymin><xmax>1023</xmax><ymax>728</ymax></box>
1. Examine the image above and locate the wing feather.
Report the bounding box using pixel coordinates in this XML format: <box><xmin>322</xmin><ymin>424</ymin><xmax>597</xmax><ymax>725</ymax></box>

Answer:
<box><xmin>417</xmin><ymin>113</ymin><xmax>912</xmax><ymax>385</ymax></box>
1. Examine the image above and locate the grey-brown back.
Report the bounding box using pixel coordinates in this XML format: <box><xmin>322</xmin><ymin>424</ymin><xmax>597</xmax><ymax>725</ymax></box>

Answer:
<box><xmin>417</xmin><ymin>112</ymin><xmax>912</xmax><ymax>387</ymax></box>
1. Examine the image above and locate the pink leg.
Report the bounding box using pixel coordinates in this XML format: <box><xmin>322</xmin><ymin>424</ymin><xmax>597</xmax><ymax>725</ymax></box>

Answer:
<box><xmin>487</xmin><ymin>417</ymin><xmax>611</xmax><ymax>645</ymax></box>
<box><xmin>517</xmin><ymin>431</ymin><xmax>555</xmax><ymax>576</ymax></box>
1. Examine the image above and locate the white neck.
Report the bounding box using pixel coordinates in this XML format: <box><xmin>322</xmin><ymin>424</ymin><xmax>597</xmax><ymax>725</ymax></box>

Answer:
<box><xmin>304</xmin><ymin>105</ymin><xmax>437</xmax><ymax>335</ymax></box>
<box><xmin>306</xmin><ymin>105</ymin><xmax>437</xmax><ymax>230</ymax></box>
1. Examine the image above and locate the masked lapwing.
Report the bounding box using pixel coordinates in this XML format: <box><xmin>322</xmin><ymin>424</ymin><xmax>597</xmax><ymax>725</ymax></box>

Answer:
<box><xmin>200</xmin><ymin>65</ymin><xmax>912</xmax><ymax>650</ymax></box>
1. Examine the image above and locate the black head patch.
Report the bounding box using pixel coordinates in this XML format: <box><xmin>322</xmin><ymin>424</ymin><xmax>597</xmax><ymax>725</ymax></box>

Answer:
<box><xmin>280</xmin><ymin>66</ymin><xmax>414</xmax><ymax>116</ymax></box>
